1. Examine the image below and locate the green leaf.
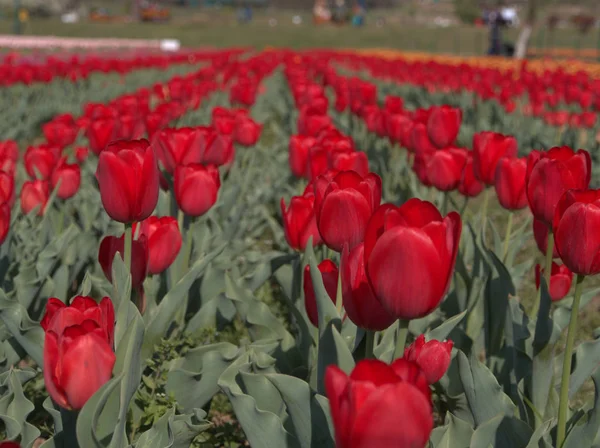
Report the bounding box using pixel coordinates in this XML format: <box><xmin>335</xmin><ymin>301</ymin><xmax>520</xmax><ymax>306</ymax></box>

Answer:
<box><xmin>316</xmin><ymin>321</ymin><xmax>355</xmax><ymax>394</ymax></box>
<box><xmin>134</xmin><ymin>407</ymin><xmax>175</xmax><ymax>447</ymax></box>
<box><xmin>430</xmin><ymin>412</ymin><xmax>474</xmax><ymax>448</ymax></box>
<box><xmin>568</xmin><ymin>337</ymin><xmax>600</xmax><ymax>400</ymax></box>
<box><xmin>563</xmin><ymin>368</ymin><xmax>600</xmax><ymax>448</ymax></box>
<box><xmin>469</xmin><ymin>414</ymin><xmax>532</xmax><ymax>448</ymax></box>
<box><xmin>427</xmin><ymin>310</ymin><xmax>468</xmax><ymax>342</ymax></box>
<box><xmin>0</xmin><ymin>368</ymin><xmax>39</xmax><ymax>446</ymax></box>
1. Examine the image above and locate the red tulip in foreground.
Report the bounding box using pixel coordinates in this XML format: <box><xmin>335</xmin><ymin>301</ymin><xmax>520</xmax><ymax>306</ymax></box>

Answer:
<box><xmin>472</xmin><ymin>131</ymin><xmax>517</xmax><ymax>185</ymax></box>
<box><xmin>0</xmin><ymin>441</ymin><xmax>20</xmax><ymax>448</ymax></box>
<box><xmin>364</xmin><ymin>200</ymin><xmax>462</xmax><ymax>320</ymax></box>
<box><xmin>326</xmin><ymin>359</ymin><xmax>433</xmax><ymax>448</ymax></box>
<box><xmin>154</xmin><ymin>127</ymin><xmax>203</xmax><ymax>175</ymax></box>
<box><xmin>553</xmin><ymin>189</ymin><xmax>600</xmax><ymax>275</ymax></box>
<box><xmin>427</xmin><ymin>105</ymin><xmax>462</xmax><ymax>149</ymax></box>
<box><xmin>314</xmin><ymin>170</ymin><xmax>382</xmax><ymax>252</ymax></box>
<box><xmin>341</xmin><ymin>243</ymin><xmax>395</xmax><ymax>331</ymax></box>
<box><xmin>20</xmin><ymin>180</ymin><xmax>49</xmax><ymax>216</ymax></box>
<box><xmin>404</xmin><ymin>334</ymin><xmax>453</xmax><ymax>384</ymax></box>
<box><xmin>96</xmin><ymin>139</ymin><xmax>159</xmax><ymax>223</ymax></box>
<box><xmin>494</xmin><ymin>157</ymin><xmax>527</xmax><ymax>210</ymax></box>
<box><xmin>535</xmin><ymin>263</ymin><xmax>573</xmax><ymax>301</ymax></box>
<box><xmin>280</xmin><ymin>191</ymin><xmax>321</xmax><ymax>251</ymax></box>
<box><xmin>98</xmin><ymin>234</ymin><xmax>148</xmax><ymax>289</ymax></box>
<box><xmin>303</xmin><ymin>260</ymin><xmax>338</xmax><ymax>327</ymax></box>
<box><xmin>134</xmin><ymin>216</ymin><xmax>182</xmax><ymax>275</ymax></box>
<box><xmin>174</xmin><ymin>164</ymin><xmax>220</xmax><ymax>217</ymax></box>
<box><xmin>51</xmin><ymin>158</ymin><xmax>81</xmax><ymax>200</ymax></box>
<box><xmin>526</xmin><ymin>146</ymin><xmax>591</xmax><ymax>227</ymax></box>
<box><xmin>425</xmin><ymin>147</ymin><xmax>467</xmax><ymax>192</ymax></box>
<box><xmin>41</xmin><ymin>296</ymin><xmax>115</xmax><ymax>410</ymax></box>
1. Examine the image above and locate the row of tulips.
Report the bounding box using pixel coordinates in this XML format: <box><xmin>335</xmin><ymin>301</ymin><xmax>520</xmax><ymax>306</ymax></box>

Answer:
<box><xmin>0</xmin><ymin>49</ymin><xmax>243</xmax><ymax>87</ymax></box>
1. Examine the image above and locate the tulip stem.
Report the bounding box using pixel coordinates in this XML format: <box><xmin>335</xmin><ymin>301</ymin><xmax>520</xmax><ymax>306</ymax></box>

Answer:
<box><xmin>393</xmin><ymin>320</ymin><xmax>410</xmax><ymax>360</ymax></box>
<box><xmin>124</xmin><ymin>223</ymin><xmax>133</xmax><ymax>279</ymax></box>
<box><xmin>502</xmin><ymin>212</ymin><xmax>514</xmax><ymax>262</ymax></box>
<box><xmin>177</xmin><ymin>209</ymin><xmax>185</xmax><ymax>235</ymax></box>
<box><xmin>479</xmin><ymin>188</ymin><xmax>490</xmax><ymax>242</ymax></box>
<box><xmin>59</xmin><ymin>407</ymin><xmax>80</xmax><ymax>448</ymax></box>
<box><xmin>556</xmin><ymin>274</ymin><xmax>585</xmax><ymax>448</ymax></box>
<box><xmin>335</xmin><ymin>269</ymin><xmax>343</xmax><ymax>315</ymax></box>
<box><xmin>365</xmin><ymin>331</ymin><xmax>375</xmax><ymax>359</ymax></box>
<box><xmin>531</xmin><ymin>231</ymin><xmax>554</xmax><ymax>318</ymax></box>
<box><xmin>441</xmin><ymin>193</ymin><xmax>449</xmax><ymax>215</ymax></box>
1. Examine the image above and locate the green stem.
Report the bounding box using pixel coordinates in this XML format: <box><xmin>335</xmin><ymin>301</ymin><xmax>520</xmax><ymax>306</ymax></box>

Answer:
<box><xmin>531</xmin><ymin>231</ymin><xmax>554</xmax><ymax>318</ymax></box>
<box><xmin>365</xmin><ymin>331</ymin><xmax>375</xmax><ymax>359</ymax></box>
<box><xmin>441</xmin><ymin>192</ymin><xmax>449</xmax><ymax>216</ymax></box>
<box><xmin>124</xmin><ymin>223</ymin><xmax>133</xmax><ymax>279</ymax></box>
<box><xmin>335</xmin><ymin>269</ymin><xmax>343</xmax><ymax>315</ymax></box>
<box><xmin>556</xmin><ymin>274</ymin><xmax>585</xmax><ymax>448</ymax></box>
<box><xmin>393</xmin><ymin>320</ymin><xmax>410</xmax><ymax>360</ymax></box>
<box><xmin>479</xmin><ymin>188</ymin><xmax>490</xmax><ymax>242</ymax></box>
<box><xmin>59</xmin><ymin>407</ymin><xmax>80</xmax><ymax>448</ymax></box>
<box><xmin>177</xmin><ymin>208</ymin><xmax>185</xmax><ymax>236</ymax></box>
<box><xmin>502</xmin><ymin>212</ymin><xmax>514</xmax><ymax>262</ymax></box>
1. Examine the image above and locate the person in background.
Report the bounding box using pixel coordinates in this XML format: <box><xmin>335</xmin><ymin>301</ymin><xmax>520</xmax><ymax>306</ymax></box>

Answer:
<box><xmin>332</xmin><ymin>0</ymin><xmax>349</xmax><ymax>25</ymax></box>
<box><xmin>352</xmin><ymin>0</ymin><xmax>366</xmax><ymax>27</ymax></box>
<box><xmin>487</xmin><ymin>8</ymin><xmax>504</xmax><ymax>55</ymax></box>
<box><xmin>313</xmin><ymin>0</ymin><xmax>331</xmax><ymax>25</ymax></box>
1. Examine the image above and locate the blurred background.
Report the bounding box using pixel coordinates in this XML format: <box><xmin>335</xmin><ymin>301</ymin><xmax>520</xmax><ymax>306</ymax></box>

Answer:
<box><xmin>0</xmin><ymin>0</ymin><xmax>599</xmax><ymax>58</ymax></box>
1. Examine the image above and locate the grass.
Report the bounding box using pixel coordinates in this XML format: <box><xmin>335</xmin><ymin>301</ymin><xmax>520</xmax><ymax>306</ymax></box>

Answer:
<box><xmin>1</xmin><ymin>6</ymin><xmax>600</xmax><ymax>56</ymax></box>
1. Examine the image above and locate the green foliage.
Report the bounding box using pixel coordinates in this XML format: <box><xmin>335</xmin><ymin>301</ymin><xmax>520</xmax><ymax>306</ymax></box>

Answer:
<box><xmin>453</xmin><ymin>0</ymin><xmax>480</xmax><ymax>25</ymax></box>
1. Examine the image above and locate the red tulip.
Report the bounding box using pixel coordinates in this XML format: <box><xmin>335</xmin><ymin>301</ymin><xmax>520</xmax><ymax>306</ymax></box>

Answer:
<box><xmin>234</xmin><ymin>115</ymin><xmax>262</xmax><ymax>146</ymax></box>
<box><xmin>526</xmin><ymin>146</ymin><xmax>591</xmax><ymax>227</ymax></box>
<box><xmin>96</xmin><ymin>139</ymin><xmax>159</xmax><ymax>223</ymax></box>
<box><xmin>20</xmin><ymin>180</ymin><xmax>49</xmax><ymax>216</ymax></box>
<box><xmin>51</xmin><ymin>158</ymin><xmax>81</xmax><ymax>200</ymax></box>
<box><xmin>199</xmin><ymin>130</ymin><xmax>234</xmax><ymax>167</ymax></box>
<box><xmin>411</xmin><ymin>123</ymin><xmax>437</xmax><ymax>155</ymax></box>
<box><xmin>0</xmin><ymin>203</ymin><xmax>10</xmax><ymax>245</ymax></box>
<box><xmin>325</xmin><ymin>359</ymin><xmax>433</xmax><ymax>448</ymax></box>
<box><xmin>289</xmin><ymin>135</ymin><xmax>315</xmax><ymax>178</ymax></box>
<box><xmin>134</xmin><ymin>216</ymin><xmax>182</xmax><ymax>275</ymax></box>
<box><xmin>472</xmin><ymin>131</ymin><xmax>517</xmax><ymax>185</ymax></box>
<box><xmin>42</xmin><ymin>114</ymin><xmax>78</xmax><ymax>149</ymax></box>
<box><xmin>364</xmin><ymin>200</ymin><xmax>461</xmax><ymax>320</ymax></box>
<box><xmin>535</xmin><ymin>262</ymin><xmax>573</xmax><ymax>301</ymax></box>
<box><xmin>0</xmin><ymin>171</ymin><xmax>14</xmax><ymax>207</ymax></box>
<box><xmin>341</xmin><ymin>243</ymin><xmax>395</xmax><ymax>331</ymax></box>
<box><xmin>553</xmin><ymin>189</ymin><xmax>600</xmax><ymax>275</ymax></box>
<box><xmin>24</xmin><ymin>145</ymin><xmax>58</xmax><ymax>180</ymax></box>
<box><xmin>331</xmin><ymin>151</ymin><xmax>369</xmax><ymax>177</ymax></box>
<box><xmin>98</xmin><ymin>234</ymin><xmax>148</xmax><ymax>288</ymax></box>
<box><xmin>533</xmin><ymin>218</ymin><xmax>558</xmax><ymax>258</ymax></box>
<box><xmin>41</xmin><ymin>296</ymin><xmax>115</xmax><ymax>410</ymax></box>
<box><xmin>154</xmin><ymin>127</ymin><xmax>203</xmax><ymax>175</ymax></box>
<box><xmin>174</xmin><ymin>164</ymin><xmax>220</xmax><ymax>217</ymax></box>
<box><xmin>427</xmin><ymin>105</ymin><xmax>462</xmax><ymax>149</ymax></box>
<box><xmin>425</xmin><ymin>147</ymin><xmax>467</xmax><ymax>192</ymax></box>
<box><xmin>307</xmin><ymin>145</ymin><xmax>330</xmax><ymax>180</ymax></box>
<box><xmin>494</xmin><ymin>157</ymin><xmax>527</xmax><ymax>210</ymax></box>
<box><xmin>0</xmin><ymin>441</ymin><xmax>20</xmax><ymax>448</ymax></box>
<box><xmin>303</xmin><ymin>260</ymin><xmax>338</xmax><ymax>327</ymax></box>
<box><xmin>280</xmin><ymin>192</ymin><xmax>321</xmax><ymax>251</ymax></box>
<box><xmin>75</xmin><ymin>146</ymin><xmax>89</xmax><ymax>164</ymax></box>
<box><xmin>458</xmin><ymin>155</ymin><xmax>484</xmax><ymax>198</ymax></box>
<box><xmin>314</xmin><ymin>171</ymin><xmax>382</xmax><ymax>252</ymax></box>
<box><xmin>87</xmin><ymin>117</ymin><xmax>119</xmax><ymax>154</ymax></box>
<box><xmin>404</xmin><ymin>334</ymin><xmax>453</xmax><ymax>384</ymax></box>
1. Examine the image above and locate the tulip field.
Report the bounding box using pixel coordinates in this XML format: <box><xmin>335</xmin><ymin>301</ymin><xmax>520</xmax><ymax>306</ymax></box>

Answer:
<box><xmin>1</xmin><ymin>47</ymin><xmax>600</xmax><ymax>448</ymax></box>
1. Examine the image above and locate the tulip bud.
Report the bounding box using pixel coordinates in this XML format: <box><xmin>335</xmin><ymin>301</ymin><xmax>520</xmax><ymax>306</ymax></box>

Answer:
<box><xmin>134</xmin><ymin>216</ymin><xmax>182</xmax><ymax>275</ymax></box>
<box><xmin>154</xmin><ymin>127</ymin><xmax>203</xmax><ymax>175</ymax></box>
<box><xmin>41</xmin><ymin>296</ymin><xmax>115</xmax><ymax>410</ymax></box>
<box><xmin>535</xmin><ymin>262</ymin><xmax>573</xmax><ymax>301</ymax></box>
<box><xmin>174</xmin><ymin>164</ymin><xmax>220</xmax><ymax>217</ymax></box>
<box><xmin>426</xmin><ymin>148</ymin><xmax>468</xmax><ymax>192</ymax></box>
<box><xmin>20</xmin><ymin>180</ymin><xmax>49</xmax><ymax>216</ymax></box>
<box><xmin>427</xmin><ymin>105</ymin><xmax>462</xmax><ymax>149</ymax></box>
<box><xmin>234</xmin><ymin>115</ymin><xmax>262</xmax><ymax>147</ymax></box>
<box><xmin>51</xmin><ymin>158</ymin><xmax>81</xmax><ymax>200</ymax></box>
<box><xmin>331</xmin><ymin>151</ymin><xmax>369</xmax><ymax>177</ymax></box>
<box><xmin>87</xmin><ymin>116</ymin><xmax>119</xmax><ymax>154</ymax></box>
<box><xmin>303</xmin><ymin>260</ymin><xmax>338</xmax><ymax>327</ymax></box>
<box><xmin>24</xmin><ymin>145</ymin><xmax>58</xmax><ymax>180</ymax></box>
<box><xmin>280</xmin><ymin>192</ymin><xmax>321</xmax><ymax>251</ymax></box>
<box><xmin>404</xmin><ymin>334</ymin><xmax>453</xmax><ymax>384</ymax></box>
<box><xmin>96</xmin><ymin>139</ymin><xmax>159</xmax><ymax>223</ymax></box>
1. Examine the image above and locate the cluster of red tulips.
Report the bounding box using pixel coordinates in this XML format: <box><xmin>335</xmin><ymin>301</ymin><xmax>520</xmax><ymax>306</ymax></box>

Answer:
<box><xmin>0</xmin><ymin>49</ymin><xmax>244</xmax><ymax>86</ymax></box>
<box><xmin>34</xmin><ymin>52</ymin><xmax>271</xmax><ymax>416</ymax></box>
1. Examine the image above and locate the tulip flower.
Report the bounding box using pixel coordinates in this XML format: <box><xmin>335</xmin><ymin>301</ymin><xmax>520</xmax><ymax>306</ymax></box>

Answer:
<box><xmin>174</xmin><ymin>164</ymin><xmax>220</xmax><ymax>218</ymax></box>
<box><xmin>51</xmin><ymin>158</ymin><xmax>81</xmax><ymax>200</ymax></box>
<box><xmin>75</xmin><ymin>147</ymin><xmax>89</xmax><ymax>164</ymax></box>
<box><xmin>411</xmin><ymin>123</ymin><xmax>437</xmax><ymax>155</ymax></box>
<box><xmin>341</xmin><ymin>243</ymin><xmax>395</xmax><ymax>331</ymax></box>
<box><xmin>533</xmin><ymin>218</ymin><xmax>558</xmax><ymax>259</ymax></box>
<box><xmin>0</xmin><ymin>171</ymin><xmax>14</xmax><ymax>207</ymax></box>
<box><xmin>526</xmin><ymin>146</ymin><xmax>591</xmax><ymax>227</ymax></box>
<box><xmin>98</xmin><ymin>234</ymin><xmax>148</xmax><ymax>289</ymax></box>
<box><xmin>20</xmin><ymin>180</ymin><xmax>49</xmax><ymax>216</ymax></box>
<box><xmin>364</xmin><ymin>200</ymin><xmax>461</xmax><ymax>320</ymax></box>
<box><xmin>24</xmin><ymin>145</ymin><xmax>58</xmax><ymax>180</ymax></box>
<box><xmin>472</xmin><ymin>131</ymin><xmax>518</xmax><ymax>185</ymax></box>
<box><xmin>234</xmin><ymin>115</ymin><xmax>262</xmax><ymax>147</ymax></box>
<box><xmin>288</xmin><ymin>135</ymin><xmax>316</xmax><ymax>178</ymax></box>
<box><xmin>404</xmin><ymin>334</ymin><xmax>453</xmax><ymax>384</ymax></box>
<box><xmin>154</xmin><ymin>127</ymin><xmax>203</xmax><ymax>175</ymax></box>
<box><xmin>425</xmin><ymin>147</ymin><xmax>467</xmax><ymax>192</ymax></box>
<box><xmin>87</xmin><ymin>116</ymin><xmax>119</xmax><ymax>154</ymax></box>
<box><xmin>535</xmin><ymin>263</ymin><xmax>573</xmax><ymax>302</ymax></box>
<box><xmin>331</xmin><ymin>151</ymin><xmax>369</xmax><ymax>177</ymax></box>
<box><xmin>314</xmin><ymin>170</ymin><xmax>382</xmax><ymax>252</ymax></box>
<box><xmin>0</xmin><ymin>441</ymin><xmax>20</xmax><ymax>448</ymax></box>
<box><xmin>41</xmin><ymin>296</ymin><xmax>115</xmax><ymax>410</ymax></box>
<box><xmin>0</xmin><ymin>203</ymin><xmax>10</xmax><ymax>245</ymax></box>
<box><xmin>280</xmin><ymin>192</ymin><xmax>321</xmax><ymax>251</ymax></box>
<box><xmin>42</xmin><ymin>114</ymin><xmax>78</xmax><ymax>149</ymax></box>
<box><xmin>96</xmin><ymin>139</ymin><xmax>159</xmax><ymax>223</ymax></box>
<box><xmin>303</xmin><ymin>260</ymin><xmax>338</xmax><ymax>327</ymax></box>
<box><xmin>198</xmin><ymin>129</ymin><xmax>234</xmax><ymax>167</ymax></box>
<box><xmin>325</xmin><ymin>359</ymin><xmax>433</xmax><ymax>448</ymax></box>
<box><xmin>134</xmin><ymin>216</ymin><xmax>182</xmax><ymax>275</ymax></box>
<box><xmin>427</xmin><ymin>105</ymin><xmax>462</xmax><ymax>149</ymax></box>
<box><xmin>494</xmin><ymin>157</ymin><xmax>527</xmax><ymax>210</ymax></box>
